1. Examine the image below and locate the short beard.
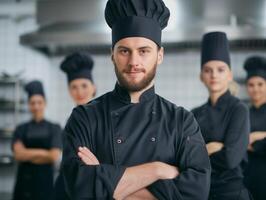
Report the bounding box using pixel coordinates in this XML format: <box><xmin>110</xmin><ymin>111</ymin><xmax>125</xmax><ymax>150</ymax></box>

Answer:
<box><xmin>113</xmin><ymin>61</ymin><xmax>157</xmax><ymax>92</ymax></box>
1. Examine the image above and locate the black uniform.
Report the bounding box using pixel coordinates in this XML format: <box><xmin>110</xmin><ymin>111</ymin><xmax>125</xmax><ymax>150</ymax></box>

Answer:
<box><xmin>54</xmin><ymin>52</ymin><xmax>95</xmax><ymax>200</ymax></box>
<box><xmin>12</xmin><ymin>120</ymin><xmax>62</xmax><ymax>200</ymax></box>
<box><xmin>192</xmin><ymin>91</ymin><xmax>250</xmax><ymax>200</ymax></box>
<box><xmin>62</xmin><ymin>83</ymin><xmax>211</xmax><ymax>200</ymax></box>
<box><xmin>244</xmin><ymin>103</ymin><xmax>266</xmax><ymax>200</ymax></box>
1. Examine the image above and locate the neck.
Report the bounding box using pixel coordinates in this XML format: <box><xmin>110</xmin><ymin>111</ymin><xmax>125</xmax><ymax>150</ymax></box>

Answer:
<box><xmin>33</xmin><ymin>115</ymin><xmax>44</xmax><ymax>122</ymax></box>
<box><xmin>129</xmin><ymin>81</ymin><xmax>154</xmax><ymax>103</ymax></box>
<box><xmin>253</xmin><ymin>98</ymin><xmax>266</xmax><ymax>108</ymax></box>
<box><xmin>209</xmin><ymin>88</ymin><xmax>228</xmax><ymax>106</ymax></box>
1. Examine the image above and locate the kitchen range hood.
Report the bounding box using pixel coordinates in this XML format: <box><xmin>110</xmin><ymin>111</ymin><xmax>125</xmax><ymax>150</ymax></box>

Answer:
<box><xmin>20</xmin><ymin>0</ymin><xmax>266</xmax><ymax>56</ymax></box>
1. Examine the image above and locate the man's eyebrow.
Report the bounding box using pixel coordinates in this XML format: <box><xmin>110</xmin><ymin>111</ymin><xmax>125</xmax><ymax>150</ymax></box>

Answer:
<box><xmin>138</xmin><ymin>46</ymin><xmax>152</xmax><ymax>50</ymax></box>
<box><xmin>203</xmin><ymin>65</ymin><xmax>227</xmax><ymax>69</ymax></box>
<box><xmin>117</xmin><ymin>46</ymin><xmax>130</xmax><ymax>50</ymax></box>
<box><xmin>116</xmin><ymin>46</ymin><xmax>153</xmax><ymax>50</ymax></box>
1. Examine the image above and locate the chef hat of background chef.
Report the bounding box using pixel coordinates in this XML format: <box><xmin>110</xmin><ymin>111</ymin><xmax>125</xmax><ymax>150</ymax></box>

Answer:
<box><xmin>60</xmin><ymin>52</ymin><xmax>94</xmax><ymax>84</ymax></box>
<box><xmin>104</xmin><ymin>0</ymin><xmax>170</xmax><ymax>48</ymax></box>
<box><xmin>244</xmin><ymin>56</ymin><xmax>266</xmax><ymax>80</ymax></box>
<box><xmin>201</xmin><ymin>31</ymin><xmax>231</xmax><ymax>68</ymax></box>
<box><xmin>25</xmin><ymin>80</ymin><xmax>45</xmax><ymax>100</ymax></box>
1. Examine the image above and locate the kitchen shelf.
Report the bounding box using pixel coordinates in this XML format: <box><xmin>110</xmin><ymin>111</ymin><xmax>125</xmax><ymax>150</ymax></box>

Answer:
<box><xmin>0</xmin><ymin>129</ymin><xmax>13</xmax><ymax>139</ymax></box>
<box><xmin>0</xmin><ymin>78</ymin><xmax>26</xmax><ymax>175</ymax></box>
<box><xmin>0</xmin><ymin>155</ymin><xmax>14</xmax><ymax>166</ymax></box>
<box><xmin>0</xmin><ymin>107</ymin><xmax>27</xmax><ymax>113</ymax></box>
<box><xmin>0</xmin><ymin>77</ymin><xmax>24</xmax><ymax>84</ymax></box>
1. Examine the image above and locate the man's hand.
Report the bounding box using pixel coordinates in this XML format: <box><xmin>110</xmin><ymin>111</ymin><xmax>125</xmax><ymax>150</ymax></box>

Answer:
<box><xmin>125</xmin><ymin>189</ymin><xmax>157</xmax><ymax>200</ymax></box>
<box><xmin>78</xmin><ymin>147</ymin><xmax>99</xmax><ymax>165</ymax></box>
<box><xmin>77</xmin><ymin>147</ymin><xmax>179</xmax><ymax>180</ymax></box>
<box><xmin>155</xmin><ymin>162</ymin><xmax>179</xmax><ymax>179</ymax></box>
<box><xmin>76</xmin><ymin>147</ymin><xmax>177</xmax><ymax>200</ymax></box>
<box><xmin>113</xmin><ymin>162</ymin><xmax>179</xmax><ymax>200</ymax></box>
<box><xmin>206</xmin><ymin>142</ymin><xmax>224</xmax><ymax>155</ymax></box>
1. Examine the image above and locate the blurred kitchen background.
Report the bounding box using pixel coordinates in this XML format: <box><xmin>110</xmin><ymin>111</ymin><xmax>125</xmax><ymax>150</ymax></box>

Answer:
<box><xmin>0</xmin><ymin>0</ymin><xmax>266</xmax><ymax>199</ymax></box>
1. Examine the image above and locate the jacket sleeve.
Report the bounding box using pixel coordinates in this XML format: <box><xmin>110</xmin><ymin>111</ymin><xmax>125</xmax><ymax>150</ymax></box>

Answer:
<box><xmin>51</xmin><ymin>124</ymin><xmax>63</xmax><ymax>149</ymax></box>
<box><xmin>210</xmin><ymin>103</ymin><xmax>250</xmax><ymax>170</ymax></box>
<box><xmin>62</xmin><ymin>106</ymin><xmax>126</xmax><ymax>200</ymax></box>
<box><xmin>148</xmin><ymin>111</ymin><xmax>211</xmax><ymax>200</ymax></box>
<box><xmin>11</xmin><ymin>124</ymin><xmax>25</xmax><ymax>150</ymax></box>
<box><xmin>252</xmin><ymin>138</ymin><xmax>266</xmax><ymax>156</ymax></box>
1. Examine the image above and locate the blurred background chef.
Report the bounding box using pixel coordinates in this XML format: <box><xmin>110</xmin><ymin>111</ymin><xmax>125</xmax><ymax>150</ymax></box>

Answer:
<box><xmin>243</xmin><ymin>56</ymin><xmax>266</xmax><ymax>200</ymax></box>
<box><xmin>54</xmin><ymin>51</ymin><xmax>96</xmax><ymax>200</ymax></box>
<box><xmin>12</xmin><ymin>80</ymin><xmax>62</xmax><ymax>200</ymax></box>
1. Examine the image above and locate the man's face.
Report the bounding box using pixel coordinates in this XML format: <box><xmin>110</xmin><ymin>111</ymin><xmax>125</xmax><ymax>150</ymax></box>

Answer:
<box><xmin>112</xmin><ymin>37</ymin><xmax>163</xmax><ymax>92</ymax></box>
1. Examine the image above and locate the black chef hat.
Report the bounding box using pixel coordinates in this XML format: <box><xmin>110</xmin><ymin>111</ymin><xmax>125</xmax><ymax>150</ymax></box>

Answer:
<box><xmin>25</xmin><ymin>80</ymin><xmax>45</xmax><ymax>99</ymax></box>
<box><xmin>105</xmin><ymin>0</ymin><xmax>170</xmax><ymax>47</ymax></box>
<box><xmin>201</xmin><ymin>31</ymin><xmax>231</xmax><ymax>68</ymax></box>
<box><xmin>60</xmin><ymin>52</ymin><xmax>94</xmax><ymax>83</ymax></box>
<box><xmin>244</xmin><ymin>56</ymin><xmax>266</xmax><ymax>80</ymax></box>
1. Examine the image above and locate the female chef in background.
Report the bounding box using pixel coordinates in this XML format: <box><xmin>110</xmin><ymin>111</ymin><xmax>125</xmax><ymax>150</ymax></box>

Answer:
<box><xmin>243</xmin><ymin>56</ymin><xmax>266</xmax><ymax>200</ymax></box>
<box><xmin>192</xmin><ymin>31</ymin><xmax>251</xmax><ymax>200</ymax></box>
<box><xmin>61</xmin><ymin>52</ymin><xmax>96</xmax><ymax>105</ymax></box>
<box><xmin>54</xmin><ymin>52</ymin><xmax>96</xmax><ymax>200</ymax></box>
<box><xmin>12</xmin><ymin>80</ymin><xmax>62</xmax><ymax>200</ymax></box>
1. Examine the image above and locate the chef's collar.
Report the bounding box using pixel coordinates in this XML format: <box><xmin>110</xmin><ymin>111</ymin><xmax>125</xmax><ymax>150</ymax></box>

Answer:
<box><xmin>207</xmin><ymin>90</ymin><xmax>231</xmax><ymax>108</ymax></box>
<box><xmin>113</xmin><ymin>82</ymin><xmax>155</xmax><ymax>103</ymax></box>
<box><xmin>31</xmin><ymin>118</ymin><xmax>45</xmax><ymax>124</ymax></box>
<box><xmin>251</xmin><ymin>102</ymin><xmax>266</xmax><ymax>111</ymax></box>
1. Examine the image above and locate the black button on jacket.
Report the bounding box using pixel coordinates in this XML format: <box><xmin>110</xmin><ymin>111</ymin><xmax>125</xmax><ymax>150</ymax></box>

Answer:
<box><xmin>62</xmin><ymin>83</ymin><xmax>211</xmax><ymax>200</ymax></box>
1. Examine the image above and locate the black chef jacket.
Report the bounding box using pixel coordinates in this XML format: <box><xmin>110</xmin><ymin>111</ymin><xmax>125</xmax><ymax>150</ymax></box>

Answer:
<box><xmin>244</xmin><ymin>103</ymin><xmax>266</xmax><ymax>200</ymax></box>
<box><xmin>249</xmin><ymin>103</ymin><xmax>266</xmax><ymax>154</ymax></box>
<box><xmin>12</xmin><ymin>119</ymin><xmax>62</xmax><ymax>200</ymax></box>
<box><xmin>62</xmin><ymin>83</ymin><xmax>211</xmax><ymax>200</ymax></box>
<box><xmin>192</xmin><ymin>91</ymin><xmax>250</xmax><ymax>195</ymax></box>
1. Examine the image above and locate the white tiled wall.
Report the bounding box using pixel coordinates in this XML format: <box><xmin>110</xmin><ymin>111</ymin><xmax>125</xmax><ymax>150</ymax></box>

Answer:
<box><xmin>1</xmin><ymin>18</ymin><xmax>265</xmax><ymax>127</ymax></box>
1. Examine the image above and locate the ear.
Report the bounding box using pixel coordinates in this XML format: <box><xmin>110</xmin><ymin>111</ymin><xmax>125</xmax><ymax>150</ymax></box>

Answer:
<box><xmin>200</xmin><ymin>72</ymin><xmax>204</xmax><ymax>83</ymax></box>
<box><xmin>228</xmin><ymin>70</ymin><xmax>233</xmax><ymax>82</ymax></box>
<box><xmin>157</xmin><ymin>47</ymin><xmax>164</xmax><ymax>65</ymax></box>
<box><xmin>111</xmin><ymin>48</ymin><xmax>114</xmax><ymax>63</ymax></box>
<box><xmin>92</xmin><ymin>85</ymin><xmax>97</xmax><ymax>97</ymax></box>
